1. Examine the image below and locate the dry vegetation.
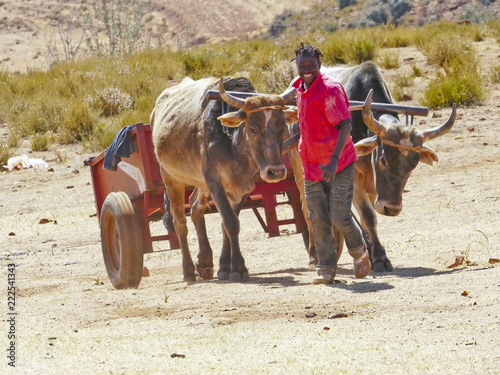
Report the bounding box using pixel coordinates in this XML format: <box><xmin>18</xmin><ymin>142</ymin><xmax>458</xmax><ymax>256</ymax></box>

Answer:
<box><xmin>1</xmin><ymin>1</ymin><xmax>500</xmax><ymax>374</ymax></box>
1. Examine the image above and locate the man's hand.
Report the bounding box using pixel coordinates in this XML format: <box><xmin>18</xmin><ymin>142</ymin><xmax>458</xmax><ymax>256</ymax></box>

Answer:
<box><xmin>319</xmin><ymin>157</ymin><xmax>339</xmax><ymax>183</ymax></box>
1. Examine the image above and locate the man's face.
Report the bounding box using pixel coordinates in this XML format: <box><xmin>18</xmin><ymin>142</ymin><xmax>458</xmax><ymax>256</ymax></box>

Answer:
<box><xmin>296</xmin><ymin>53</ymin><xmax>321</xmax><ymax>88</ymax></box>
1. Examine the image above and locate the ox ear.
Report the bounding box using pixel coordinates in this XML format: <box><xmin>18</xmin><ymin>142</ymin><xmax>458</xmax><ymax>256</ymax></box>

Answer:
<box><xmin>283</xmin><ymin>107</ymin><xmax>298</xmax><ymax>125</ymax></box>
<box><xmin>217</xmin><ymin>110</ymin><xmax>246</xmax><ymax>128</ymax></box>
<box><xmin>354</xmin><ymin>135</ymin><xmax>378</xmax><ymax>156</ymax></box>
<box><xmin>419</xmin><ymin>144</ymin><xmax>439</xmax><ymax>166</ymax></box>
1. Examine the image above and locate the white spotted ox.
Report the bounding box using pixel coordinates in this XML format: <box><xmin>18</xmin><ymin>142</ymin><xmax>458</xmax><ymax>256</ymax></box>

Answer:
<box><xmin>289</xmin><ymin>61</ymin><xmax>457</xmax><ymax>272</ymax></box>
<box><xmin>151</xmin><ymin>77</ymin><xmax>296</xmax><ymax>282</ymax></box>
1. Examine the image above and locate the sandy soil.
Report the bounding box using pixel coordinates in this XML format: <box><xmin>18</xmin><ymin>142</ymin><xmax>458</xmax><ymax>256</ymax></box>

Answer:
<box><xmin>1</xmin><ymin>31</ymin><xmax>500</xmax><ymax>375</ymax></box>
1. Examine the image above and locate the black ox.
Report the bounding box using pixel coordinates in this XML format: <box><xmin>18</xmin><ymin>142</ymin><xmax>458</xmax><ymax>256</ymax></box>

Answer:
<box><xmin>290</xmin><ymin>61</ymin><xmax>457</xmax><ymax>272</ymax></box>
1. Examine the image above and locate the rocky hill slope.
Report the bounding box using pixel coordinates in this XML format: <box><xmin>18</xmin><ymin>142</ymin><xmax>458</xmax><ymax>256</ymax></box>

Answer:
<box><xmin>0</xmin><ymin>0</ymin><xmax>499</xmax><ymax>72</ymax></box>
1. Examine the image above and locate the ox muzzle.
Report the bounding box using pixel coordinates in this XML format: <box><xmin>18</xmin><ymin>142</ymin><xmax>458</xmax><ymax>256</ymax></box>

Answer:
<box><xmin>260</xmin><ymin>164</ymin><xmax>287</xmax><ymax>183</ymax></box>
<box><xmin>374</xmin><ymin>198</ymin><xmax>402</xmax><ymax>216</ymax></box>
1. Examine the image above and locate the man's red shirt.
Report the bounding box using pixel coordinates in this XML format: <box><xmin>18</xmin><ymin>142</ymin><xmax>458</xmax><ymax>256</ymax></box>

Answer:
<box><xmin>292</xmin><ymin>72</ymin><xmax>358</xmax><ymax>181</ymax></box>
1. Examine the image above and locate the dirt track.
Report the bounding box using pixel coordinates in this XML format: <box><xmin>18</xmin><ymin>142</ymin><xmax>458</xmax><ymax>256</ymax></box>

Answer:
<box><xmin>2</xmin><ymin>43</ymin><xmax>500</xmax><ymax>374</ymax></box>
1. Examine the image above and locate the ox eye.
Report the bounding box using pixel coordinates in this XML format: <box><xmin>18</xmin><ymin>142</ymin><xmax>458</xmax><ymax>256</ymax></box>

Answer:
<box><xmin>249</xmin><ymin>127</ymin><xmax>258</xmax><ymax>135</ymax></box>
<box><xmin>379</xmin><ymin>155</ymin><xmax>388</xmax><ymax>167</ymax></box>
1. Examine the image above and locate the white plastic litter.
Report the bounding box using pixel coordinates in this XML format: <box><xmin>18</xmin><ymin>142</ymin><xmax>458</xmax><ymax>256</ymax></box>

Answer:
<box><xmin>5</xmin><ymin>154</ymin><xmax>49</xmax><ymax>171</ymax></box>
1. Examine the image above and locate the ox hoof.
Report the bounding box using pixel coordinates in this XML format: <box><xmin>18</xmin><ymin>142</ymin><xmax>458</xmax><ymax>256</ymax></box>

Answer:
<box><xmin>197</xmin><ymin>265</ymin><xmax>214</xmax><ymax>280</ymax></box>
<box><xmin>229</xmin><ymin>271</ymin><xmax>250</xmax><ymax>283</ymax></box>
<box><xmin>183</xmin><ymin>274</ymin><xmax>197</xmax><ymax>282</ymax></box>
<box><xmin>183</xmin><ymin>271</ymin><xmax>202</xmax><ymax>282</ymax></box>
<box><xmin>217</xmin><ymin>270</ymin><xmax>229</xmax><ymax>281</ymax></box>
<box><xmin>309</xmin><ymin>259</ymin><xmax>318</xmax><ymax>271</ymax></box>
<box><xmin>372</xmin><ymin>259</ymin><xmax>394</xmax><ymax>273</ymax></box>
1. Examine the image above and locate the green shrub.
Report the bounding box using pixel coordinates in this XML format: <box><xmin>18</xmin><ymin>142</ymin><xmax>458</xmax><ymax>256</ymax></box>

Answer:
<box><xmin>0</xmin><ymin>142</ymin><xmax>13</xmax><ymax>170</ymax></box>
<box><xmin>394</xmin><ymin>73</ymin><xmax>414</xmax><ymax>88</ymax></box>
<box><xmin>411</xmin><ymin>64</ymin><xmax>423</xmax><ymax>77</ymax></box>
<box><xmin>83</xmin><ymin>118</ymin><xmax>123</xmax><ymax>152</ymax></box>
<box><xmin>375</xmin><ymin>25</ymin><xmax>414</xmax><ymax>48</ymax></box>
<box><xmin>0</xmin><ymin>18</ymin><xmax>492</xmax><ymax>150</ymax></box>
<box><xmin>422</xmin><ymin>67</ymin><xmax>484</xmax><ymax>109</ymax></box>
<box><xmin>490</xmin><ymin>64</ymin><xmax>500</xmax><ymax>83</ymax></box>
<box><xmin>13</xmin><ymin>98</ymin><xmax>65</xmax><ymax>137</ymax></box>
<box><xmin>60</xmin><ymin>101</ymin><xmax>97</xmax><ymax>143</ymax></box>
<box><xmin>420</xmin><ymin>33</ymin><xmax>476</xmax><ymax>67</ymax></box>
<box><xmin>87</xmin><ymin>88</ymin><xmax>134</xmax><ymax>117</ymax></box>
<box><xmin>31</xmin><ymin>133</ymin><xmax>52</xmax><ymax>152</ymax></box>
<box><xmin>250</xmin><ymin>62</ymin><xmax>296</xmax><ymax>94</ymax></box>
<box><xmin>323</xmin><ymin>30</ymin><xmax>378</xmax><ymax>64</ymax></box>
<box><xmin>378</xmin><ymin>50</ymin><xmax>400</xmax><ymax>69</ymax></box>
<box><xmin>344</xmin><ymin>35</ymin><xmax>378</xmax><ymax>63</ymax></box>
<box><xmin>182</xmin><ymin>50</ymin><xmax>213</xmax><ymax>79</ymax></box>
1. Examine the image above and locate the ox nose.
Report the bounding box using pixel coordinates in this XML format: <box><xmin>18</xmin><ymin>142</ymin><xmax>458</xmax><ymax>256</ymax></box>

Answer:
<box><xmin>375</xmin><ymin>200</ymin><xmax>402</xmax><ymax>216</ymax></box>
<box><xmin>263</xmin><ymin>165</ymin><xmax>287</xmax><ymax>182</ymax></box>
<box><xmin>383</xmin><ymin>206</ymin><xmax>401</xmax><ymax>216</ymax></box>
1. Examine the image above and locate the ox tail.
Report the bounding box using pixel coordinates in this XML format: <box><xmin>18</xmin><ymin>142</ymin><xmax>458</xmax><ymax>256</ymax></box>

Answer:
<box><xmin>162</xmin><ymin>189</ymin><xmax>176</xmax><ymax>233</ymax></box>
<box><xmin>150</xmin><ymin>108</ymin><xmax>156</xmax><ymax>129</ymax></box>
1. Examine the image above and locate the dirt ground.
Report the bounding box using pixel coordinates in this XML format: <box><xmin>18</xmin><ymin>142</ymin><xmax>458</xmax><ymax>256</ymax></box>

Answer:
<box><xmin>2</xmin><ymin>38</ymin><xmax>500</xmax><ymax>375</ymax></box>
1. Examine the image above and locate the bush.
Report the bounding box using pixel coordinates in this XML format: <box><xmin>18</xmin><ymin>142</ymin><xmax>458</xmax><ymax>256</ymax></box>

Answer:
<box><xmin>83</xmin><ymin>118</ymin><xmax>123</xmax><ymax>151</ymax></box>
<box><xmin>490</xmin><ymin>64</ymin><xmax>500</xmax><ymax>83</ymax></box>
<box><xmin>80</xmin><ymin>0</ymin><xmax>153</xmax><ymax>56</ymax></box>
<box><xmin>394</xmin><ymin>73</ymin><xmax>414</xmax><ymax>88</ymax></box>
<box><xmin>411</xmin><ymin>64</ymin><xmax>423</xmax><ymax>77</ymax></box>
<box><xmin>87</xmin><ymin>88</ymin><xmax>134</xmax><ymax>117</ymax></box>
<box><xmin>322</xmin><ymin>30</ymin><xmax>378</xmax><ymax>64</ymax></box>
<box><xmin>60</xmin><ymin>101</ymin><xmax>97</xmax><ymax>143</ymax></box>
<box><xmin>31</xmin><ymin>133</ymin><xmax>52</xmax><ymax>152</ymax></box>
<box><xmin>420</xmin><ymin>34</ymin><xmax>476</xmax><ymax>67</ymax></box>
<box><xmin>251</xmin><ymin>62</ymin><xmax>296</xmax><ymax>94</ymax></box>
<box><xmin>378</xmin><ymin>50</ymin><xmax>400</xmax><ymax>69</ymax></box>
<box><xmin>0</xmin><ymin>142</ymin><xmax>13</xmax><ymax>170</ymax></box>
<box><xmin>422</xmin><ymin>67</ymin><xmax>484</xmax><ymax>109</ymax></box>
<box><xmin>344</xmin><ymin>35</ymin><xmax>378</xmax><ymax>63</ymax></box>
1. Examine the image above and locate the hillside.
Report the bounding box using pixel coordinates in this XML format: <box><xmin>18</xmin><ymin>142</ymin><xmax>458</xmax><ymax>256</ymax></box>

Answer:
<box><xmin>1</xmin><ymin>0</ymin><xmax>499</xmax><ymax>72</ymax></box>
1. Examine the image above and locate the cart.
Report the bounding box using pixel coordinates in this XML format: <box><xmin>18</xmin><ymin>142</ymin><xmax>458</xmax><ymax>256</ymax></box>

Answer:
<box><xmin>87</xmin><ymin>122</ymin><xmax>307</xmax><ymax>289</ymax></box>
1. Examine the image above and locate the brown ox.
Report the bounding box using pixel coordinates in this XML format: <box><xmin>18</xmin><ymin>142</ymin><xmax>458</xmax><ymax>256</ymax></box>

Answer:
<box><xmin>151</xmin><ymin>77</ymin><xmax>296</xmax><ymax>282</ymax></box>
<box><xmin>289</xmin><ymin>61</ymin><xmax>457</xmax><ymax>272</ymax></box>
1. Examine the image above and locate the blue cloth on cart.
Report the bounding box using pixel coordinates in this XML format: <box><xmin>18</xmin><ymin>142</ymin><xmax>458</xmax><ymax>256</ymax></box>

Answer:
<box><xmin>103</xmin><ymin>124</ymin><xmax>136</xmax><ymax>171</ymax></box>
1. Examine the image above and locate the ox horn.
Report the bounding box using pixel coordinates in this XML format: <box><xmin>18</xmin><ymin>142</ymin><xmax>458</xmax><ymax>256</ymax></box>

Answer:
<box><xmin>362</xmin><ymin>89</ymin><xmax>390</xmax><ymax>137</ymax></box>
<box><xmin>422</xmin><ymin>103</ymin><xmax>457</xmax><ymax>142</ymax></box>
<box><xmin>219</xmin><ymin>78</ymin><xmax>246</xmax><ymax>109</ymax></box>
<box><xmin>280</xmin><ymin>87</ymin><xmax>296</xmax><ymax>104</ymax></box>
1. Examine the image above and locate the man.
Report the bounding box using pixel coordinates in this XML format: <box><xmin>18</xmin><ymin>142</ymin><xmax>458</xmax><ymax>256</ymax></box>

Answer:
<box><xmin>291</xmin><ymin>43</ymin><xmax>371</xmax><ymax>284</ymax></box>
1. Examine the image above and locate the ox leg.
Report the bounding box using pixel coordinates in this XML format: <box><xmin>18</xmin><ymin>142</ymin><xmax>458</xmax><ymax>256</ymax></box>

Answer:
<box><xmin>353</xmin><ymin>161</ymin><xmax>393</xmax><ymax>272</ymax></box>
<box><xmin>357</xmin><ymin>204</ymin><xmax>393</xmax><ymax>272</ymax></box>
<box><xmin>216</xmin><ymin>195</ymin><xmax>248</xmax><ymax>282</ymax></box>
<box><xmin>287</xmin><ymin>140</ymin><xmax>317</xmax><ymax>268</ymax></box>
<box><xmin>189</xmin><ymin>187</ymin><xmax>214</xmax><ymax>280</ymax></box>
<box><xmin>353</xmin><ymin>190</ymin><xmax>394</xmax><ymax>273</ymax></box>
<box><xmin>160</xmin><ymin>169</ymin><xmax>197</xmax><ymax>281</ymax></box>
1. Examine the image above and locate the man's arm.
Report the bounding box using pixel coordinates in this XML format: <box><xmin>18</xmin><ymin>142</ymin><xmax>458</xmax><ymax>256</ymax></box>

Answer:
<box><xmin>319</xmin><ymin>118</ymin><xmax>352</xmax><ymax>182</ymax></box>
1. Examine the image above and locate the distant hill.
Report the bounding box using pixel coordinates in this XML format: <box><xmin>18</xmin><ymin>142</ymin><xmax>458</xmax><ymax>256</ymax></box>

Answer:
<box><xmin>1</xmin><ymin>0</ymin><xmax>498</xmax><ymax>72</ymax></box>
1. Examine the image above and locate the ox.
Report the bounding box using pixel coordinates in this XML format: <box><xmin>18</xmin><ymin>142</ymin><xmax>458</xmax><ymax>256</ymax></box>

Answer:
<box><xmin>151</xmin><ymin>77</ymin><xmax>296</xmax><ymax>282</ymax></box>
<box><xmin>289</xmin><ymin>61</ymin><xmax>457</xmax><ymax>272</ymax></box>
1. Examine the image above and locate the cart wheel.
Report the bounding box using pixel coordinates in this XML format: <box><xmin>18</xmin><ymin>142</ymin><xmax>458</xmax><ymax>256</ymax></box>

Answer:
<box><xmin>100</xmin><ymin>192</ymin><xmax>144</xmax><ymax>289</ymax></box>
